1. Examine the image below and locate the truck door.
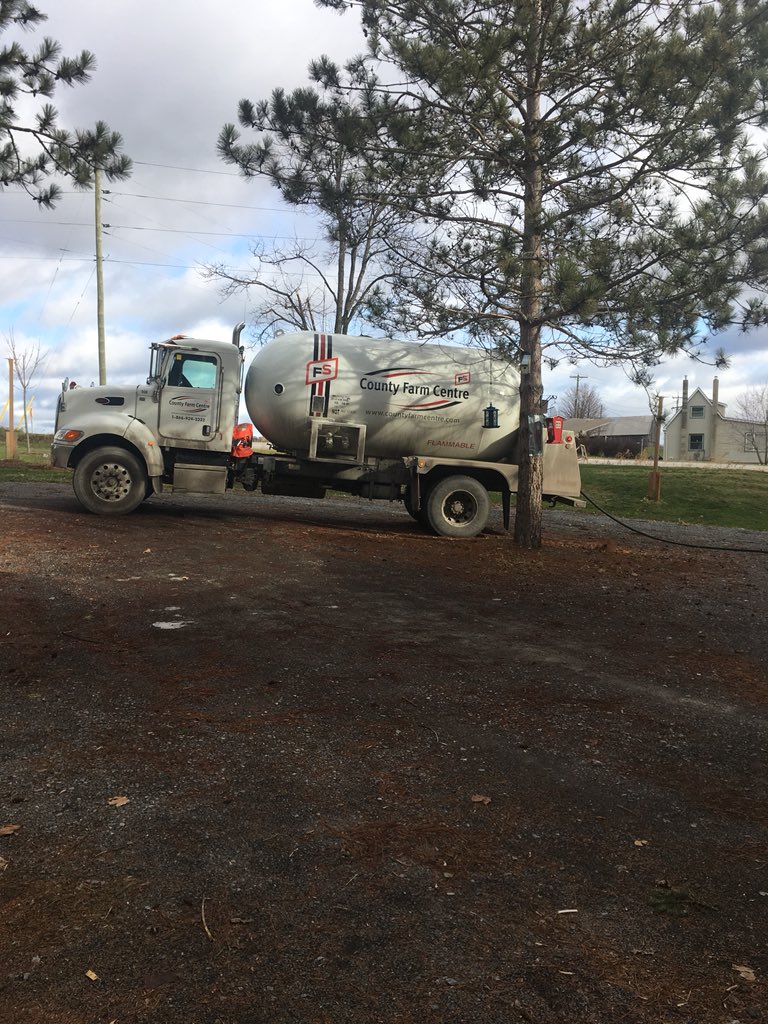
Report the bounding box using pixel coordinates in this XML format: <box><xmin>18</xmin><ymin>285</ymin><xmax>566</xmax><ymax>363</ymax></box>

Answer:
<box><xmin>158</xmin><ymin>351</ymin><xmax>221</xmax><ymax>443</ymax></box>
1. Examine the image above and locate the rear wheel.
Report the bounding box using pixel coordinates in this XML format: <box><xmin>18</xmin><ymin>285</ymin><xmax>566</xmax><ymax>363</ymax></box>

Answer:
<box><xmin>73</xmin><ymin>447</ymin><xmax>148</xmax><ymax>515</ymax></box>
<box><xmin>426</xmin><ymin>475</ymin><xmax>490</xmax><ymax>538</ymax></box>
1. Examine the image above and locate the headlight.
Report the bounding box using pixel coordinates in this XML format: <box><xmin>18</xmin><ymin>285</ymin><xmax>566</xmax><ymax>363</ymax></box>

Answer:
<box><xmin>54</xmin><ymin>428</ymin><xmax>84</xmax><ymax>443</ymax></box>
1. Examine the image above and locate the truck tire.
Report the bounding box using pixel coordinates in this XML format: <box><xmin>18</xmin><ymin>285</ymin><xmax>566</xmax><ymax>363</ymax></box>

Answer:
<box><xmin>73</xmin><ymin>447</ymin><xmax>148</xmax><ymax>515</ymax></box>
<box><xmin>426</xmin><ymin>475</ymin><xmax>490</xmax><ymax>538</ymax></box>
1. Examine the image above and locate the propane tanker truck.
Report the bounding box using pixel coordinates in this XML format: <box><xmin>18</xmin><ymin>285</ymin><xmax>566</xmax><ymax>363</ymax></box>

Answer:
<box><xmin>51</xmin><ymin>324</ymin><xmax>582</xmax><ymax>538</ymax></box>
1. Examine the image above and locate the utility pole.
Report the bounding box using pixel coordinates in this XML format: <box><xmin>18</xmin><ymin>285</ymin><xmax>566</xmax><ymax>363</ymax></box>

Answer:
<box><xmin>569</xmin><ymin>372</ymin><xmax>589</xmax><ymax>416</ymax></box>
<box><xmin>94</xmin><ymin>165</ymin><xmax>106</xmax><ymax>385</ymax></box>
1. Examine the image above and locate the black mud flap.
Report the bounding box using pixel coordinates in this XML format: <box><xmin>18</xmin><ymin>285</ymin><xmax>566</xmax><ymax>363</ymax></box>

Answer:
<box><xmin>502</xmin><ymin>488</ymin><xmax>511</xmax><ymax>530</ymax></box>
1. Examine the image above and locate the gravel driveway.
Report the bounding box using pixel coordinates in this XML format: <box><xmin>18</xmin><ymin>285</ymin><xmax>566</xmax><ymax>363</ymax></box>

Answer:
<box><xmin>1</xmin><ymin>482</ymin><xmax>766</xmax><ymax>1024</ymax></box>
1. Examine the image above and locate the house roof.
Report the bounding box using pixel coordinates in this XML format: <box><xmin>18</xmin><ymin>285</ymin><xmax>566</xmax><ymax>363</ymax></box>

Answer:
<box><xmin>564</xmin><ymin>418</ymin><xmax>609</xmax><ymax>433</ymax></box>
<box><xmin>665</xmin><ymin>387</ymin><xmax>727</xmax><ymax>424</ymax></box>
<box><xmin>566</xmin><ymin>416</ymin><xmax>654</xmax><ymax>437</ymax></box>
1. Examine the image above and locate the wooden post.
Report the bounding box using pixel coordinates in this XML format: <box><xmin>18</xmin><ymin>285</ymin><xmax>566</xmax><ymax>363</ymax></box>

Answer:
<box><xmin>647</xmin><ymin>395</ymin><xmax>663</xmax><ymax>501</ymax></box>
<box><xmin>6</xmin><ymin>357</ymin><xmax>17</xmax><ymax>460</ymax></box>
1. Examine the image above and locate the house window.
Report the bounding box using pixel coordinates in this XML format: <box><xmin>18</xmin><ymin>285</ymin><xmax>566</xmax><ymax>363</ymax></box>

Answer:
<box><xmin>690</xmin><ymin>405</ymin><xmax>704</xmax><ymax>418</ymax></box>
<box><xmin>744</xmin><ymin>431</ymin><xmax>756</xmax><ymax>452</ymax></box>
<box><xmin>688</xmin><ymin>434</ymin><xmax>704</xmax><ymax>451</ymax></box>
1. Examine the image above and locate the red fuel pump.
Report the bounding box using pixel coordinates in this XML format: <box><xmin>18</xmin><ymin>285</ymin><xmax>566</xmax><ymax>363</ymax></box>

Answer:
<box><xmin>546</xmin><ymin>415</ymin><xmax>564</xmax><ymax>444</ymax></box>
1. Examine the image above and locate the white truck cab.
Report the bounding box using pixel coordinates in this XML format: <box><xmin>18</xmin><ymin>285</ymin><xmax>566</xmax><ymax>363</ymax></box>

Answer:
<box><xmin>52</xmin><ymin>327</ymin><xmax>245</xmax><ymax>513</ymax></box>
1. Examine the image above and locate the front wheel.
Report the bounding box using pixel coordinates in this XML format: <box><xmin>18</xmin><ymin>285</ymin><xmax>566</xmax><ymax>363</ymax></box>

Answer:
<box><xmin>426</xmin><ymin>475</ymin><xmax>490</xmax><ymax>538</ymax></box>
<box><xmin>73</xmin><ymin>447</ymin><xmax>148</xmax><ymax>515</ymax></box>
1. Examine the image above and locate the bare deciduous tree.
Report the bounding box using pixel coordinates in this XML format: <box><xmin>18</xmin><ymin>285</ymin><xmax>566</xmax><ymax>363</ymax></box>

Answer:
<box><xmin>734</xmin><ymin>383</ymin><xmax>768</xmax><ymax>464</ymax></box>
<box><xmin>204</xmin><ymin>236</ymin><xmax>396</xmax><ymax>344</ymax></box>
<box><xmin>557</xmin><ymin>383</ymin><xmax>605</xmax><ymax>420</ymax></box>
<box><xmin>214</xmin><ymin>62</ymin><xmax>422</xmax><ymax>342</ymax></box>
<box><xmin>6</xmin><ymin>331</ymin><xmax>45</xmax><ymax>452</ymax></box>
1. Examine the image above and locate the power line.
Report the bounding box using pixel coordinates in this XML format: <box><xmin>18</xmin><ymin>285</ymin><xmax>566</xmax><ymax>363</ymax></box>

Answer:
<box><xmin>107</xmin><ymin>224</ymin><xmax>303</xmax><ymax>240</ymax></box>
<box><xmin>39</xmin><ymin>251</ymin><xmax>65</xmax><ymax>322</ymax></box>
<box><xmin>67</xmin><ymin>265</ymin><xmax>96</xmax><ymax>325</ymax></box>
<box><xmin>0</xmin><ymin>253</ymin><xmax>190</xmax><ymax>268</ymax></box>
<box><xmin>0</xmin><ymin>253</ymin><xmax>92</xmax><ymax>262</ymax></box>
<box><xmin>0</xmin><ymin>252</ymin><xmax>337</xmax><ymax>284</ymax></box>
<box><xmin>3</xmin><ymin>219</ymin><xmax>97</xmax><ymax>228</ymax></box>
<box><xmin>60</xmin><ymin>159</ymin><xmax>242</xmax><ymax>179</ymax></box>
<box><xmin>104</xmin><ymin>189</ymin><xmax>288</xmax><ymax>214</ymax></box>
<box><xmin>2</xmin><ymin>217</ymin><xmax>324</xmax><ymax>243</ymax></box>
<box><xmin>132</xmin><ymin>159</ymin><xmax>242</xmax><ymax>177</ymax></box>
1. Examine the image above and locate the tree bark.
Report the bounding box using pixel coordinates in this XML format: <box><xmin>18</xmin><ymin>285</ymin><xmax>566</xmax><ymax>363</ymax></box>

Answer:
<box><xmin>513</xmin><ymin>0</ymin><xmax>545</xmax><ymax>549</ymax></box>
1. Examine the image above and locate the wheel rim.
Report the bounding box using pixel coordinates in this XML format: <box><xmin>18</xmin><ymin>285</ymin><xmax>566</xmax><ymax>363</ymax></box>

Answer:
<box><xmin>441</xmin><ymin>490</ymin><xmax>477</xmax><ymax>526</ymax></box>
<box><xmin>90</xmin><ymin>461</ymin><xmax>133</xmax><ymax>502</ymax></box>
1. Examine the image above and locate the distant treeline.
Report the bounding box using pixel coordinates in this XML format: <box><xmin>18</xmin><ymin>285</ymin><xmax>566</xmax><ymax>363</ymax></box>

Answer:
<box><xmin>0</xmin><ymin>429</ymin><xmax>53</xmax><ymax>445</ymax></box>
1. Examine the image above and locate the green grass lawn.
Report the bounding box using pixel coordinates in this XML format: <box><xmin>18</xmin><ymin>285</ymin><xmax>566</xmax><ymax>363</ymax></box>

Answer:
<box><xmin>2</xmin><ymin>432</ymin><xmax>766</xmax><ymax>531</ymax></box>
<box><xmin>0</xmin><ymin>432</ymin><xmax>63</xmax><ymax>481</ymax></box>
<box><xmin>577</xmin><ymin>464</ymin><xmax>768</xmax><ymax>532</ymax></box>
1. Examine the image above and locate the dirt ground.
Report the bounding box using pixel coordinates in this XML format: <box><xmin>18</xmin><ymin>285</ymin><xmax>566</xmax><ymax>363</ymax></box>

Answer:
<box><xmin>1</xmin><ymin>481</ymin><xmax>767</xmax><ymax>1024</ymax></box>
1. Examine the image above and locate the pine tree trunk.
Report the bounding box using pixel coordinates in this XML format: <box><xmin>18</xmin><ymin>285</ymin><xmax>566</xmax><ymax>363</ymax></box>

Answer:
<box><xmin>334</xmin><ymin>233</ymin><xmax>346</xmax><ymax>335</ymax></box>
<box><xmin>514</xmin><ymin>321</ymin><xmax>544</xmax><ymax>548</ymax></box>
<box><xmin>513</xmin><ymin>1</ymin><xmax>545</xmax><ymax>549</ymax></box>
<box><xmin>333</xmin><ymin>154</ymin><xmax>346</xmax><ymax>335</ymax></box>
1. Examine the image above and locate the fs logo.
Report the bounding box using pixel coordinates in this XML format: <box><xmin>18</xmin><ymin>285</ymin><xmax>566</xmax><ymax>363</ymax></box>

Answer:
<box><xmin>305</xmin><ymin>357</ymin><xmax>339</xmax><ymax>385</ymax></box>
<box><xmin>455</xmin><ymin>371</ymin><xmax>471</xmax><ymax>386</ymax></box>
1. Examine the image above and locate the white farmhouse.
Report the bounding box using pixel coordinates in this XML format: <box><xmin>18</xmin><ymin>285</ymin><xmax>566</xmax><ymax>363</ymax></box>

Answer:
<box><xmin>663</xmin><ymin>377</ymin><xmax>766</xmax><ymax>464</ymax></box>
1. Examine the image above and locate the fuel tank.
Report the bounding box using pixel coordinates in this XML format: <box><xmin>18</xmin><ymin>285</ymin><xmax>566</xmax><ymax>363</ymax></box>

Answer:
<box><xmin>244</xmin><ymin>332</ymin><xmax>520</xmax><ymax>462</ymax></box>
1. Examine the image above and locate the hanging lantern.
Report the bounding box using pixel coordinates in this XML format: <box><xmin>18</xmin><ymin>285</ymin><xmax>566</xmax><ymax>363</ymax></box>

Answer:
<box><xmin>482</xmin><ymin>403</ymin><xmax>499</xmax><ymax>429</ymax></box>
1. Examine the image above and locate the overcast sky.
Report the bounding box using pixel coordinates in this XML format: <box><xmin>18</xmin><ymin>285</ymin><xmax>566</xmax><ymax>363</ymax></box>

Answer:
<box><xmin>2</xmin><ymin>0</ymin><xmax>767</xmax><ymax>433</ymax></box>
